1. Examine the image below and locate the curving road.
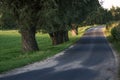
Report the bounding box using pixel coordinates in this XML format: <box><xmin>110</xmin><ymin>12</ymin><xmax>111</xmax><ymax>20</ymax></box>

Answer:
<box><xmin>0</xmin><ymin>26</ymin><xmax>117</xmax><ymax>80</ymax></box>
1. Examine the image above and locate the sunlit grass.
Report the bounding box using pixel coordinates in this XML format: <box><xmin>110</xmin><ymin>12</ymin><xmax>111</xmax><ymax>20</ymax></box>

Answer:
<box><xmin>0</xmin><ymin>26</ymin><xmax>90</xmax><ymax>73</ymax></box>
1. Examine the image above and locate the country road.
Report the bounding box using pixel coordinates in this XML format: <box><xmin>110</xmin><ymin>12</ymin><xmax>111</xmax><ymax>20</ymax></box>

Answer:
<box><xmin>0</xmin><ymin>26</ymin><xmax>117</xmax><ymax>80</ymax></box>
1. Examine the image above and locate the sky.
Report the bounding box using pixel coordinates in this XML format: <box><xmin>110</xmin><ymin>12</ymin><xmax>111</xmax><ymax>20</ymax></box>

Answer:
<box><xmin>99</xmin><ymin>0</ymin><xmax>120</xmax><ymax>9</ymax></box>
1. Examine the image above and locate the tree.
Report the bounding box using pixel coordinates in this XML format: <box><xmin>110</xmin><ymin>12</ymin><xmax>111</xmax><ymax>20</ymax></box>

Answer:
<box><xmin>70</xmin><ymin>0</ymin><xmax>101</xmax><ymax>35</ymax></box>
<box><xmin>40</xmin><ymin>0</ymin><xmax>73</xmax><ymax>45</ymax></box>
<box><xmin>0</xmin><ymin>0</ymin><xmax>51</xmax><ymax>52</ymax></box>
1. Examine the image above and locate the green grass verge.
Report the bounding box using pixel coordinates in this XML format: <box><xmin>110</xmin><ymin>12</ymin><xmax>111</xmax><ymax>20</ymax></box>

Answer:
<box><xmin>0</xmin><ymin>26</ymin><xmax>90</xmax><ymax>73</ymax></box>
<box><xmin>105</xmin><ymin>27</ymin><xmax>120</xmax><ymax>53</ymax></box>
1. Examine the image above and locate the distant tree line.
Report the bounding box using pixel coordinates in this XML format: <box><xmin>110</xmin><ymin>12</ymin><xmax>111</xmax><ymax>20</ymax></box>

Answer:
<box><xmin>110</xmin><ymin>6</ymin><xmax>120</xmax><ymax>21</ymax></box>
<box><xmin>84</xmin><ymin>6</ymin><xmax>120</xmax><ymax>25</ymax></box>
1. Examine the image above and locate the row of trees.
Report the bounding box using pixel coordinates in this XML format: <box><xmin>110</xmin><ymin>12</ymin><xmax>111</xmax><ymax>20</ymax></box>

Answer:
<box><xmin>0</xmin><ymin>0</ymin><xmax>100</xmax><ymax>52</ymax></box>
<box><xmin>84</xmin><ymin>6</ymin><xmax>120</xmax><ymax>25</ymax></box>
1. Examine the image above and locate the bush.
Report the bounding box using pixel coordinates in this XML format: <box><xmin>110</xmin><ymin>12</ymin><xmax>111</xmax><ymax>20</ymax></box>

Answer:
<box><xmin>106</xmin><ymin>21</ymin><xmax>120</xmax><ymax>30</ymax></box>
<box><xmin>111</xmin><ymin>23</ymin><xmax>120</xmax><ymax>41</ymax></box>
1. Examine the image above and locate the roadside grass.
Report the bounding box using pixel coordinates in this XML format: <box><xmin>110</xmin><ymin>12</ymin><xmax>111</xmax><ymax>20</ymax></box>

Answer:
<box><xmin>0</xmin><ymin>26</ymin><xmax>90</xmax><ymax>73</ymax></box>
<box><xmin>105</xmin><ymin>26</ymin><xmax>120</xmax><ymax>53</ymax></box>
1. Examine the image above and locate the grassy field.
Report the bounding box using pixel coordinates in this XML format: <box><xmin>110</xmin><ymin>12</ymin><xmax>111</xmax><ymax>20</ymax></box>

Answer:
<box><xmin>0</xmin><ymin>26</ymin><xmax>90</xmax><ymax>73</ymax></box>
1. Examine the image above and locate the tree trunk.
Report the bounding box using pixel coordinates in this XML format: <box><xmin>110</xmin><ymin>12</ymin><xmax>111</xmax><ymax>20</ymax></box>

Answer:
<box><xmin>71</xmin><ymin>24</ymin><xmax>78</xmax><ymax>36</ymax></box>
<box><xmin>63</xmin><ymin>31</ymin><xmax>69</xmax><ymax>42</ymax></box>
<box><xmin>20</xmin><ymin>27</ymin><xmax>39</xmax><ymax>52</ymax></box>
<box><xmin>49</xmin><ymin>30</ymin><xmax>69</xmax><ymax>45</ymax></box>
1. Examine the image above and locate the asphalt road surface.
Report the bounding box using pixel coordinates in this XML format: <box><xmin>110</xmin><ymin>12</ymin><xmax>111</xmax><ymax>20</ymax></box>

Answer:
<box><xmin>0</xmin><ymin>26</ymin><xmax>117</xmax><ymax>80</ymax></box>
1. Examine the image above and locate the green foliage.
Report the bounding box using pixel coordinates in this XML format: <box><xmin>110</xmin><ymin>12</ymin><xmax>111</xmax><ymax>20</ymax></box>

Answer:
<box><xmin>111</xmin><ymin>23</ymin><xmax>120</xmax><ymax>41</ymax></box>
<box><xmin>84</xmin><ymin>7</ymin><xmax>113</xmax><ymax>25</ymax></box>
<box><xmin>0</xmin><ymin>0</ymin><xmax>100</xmax><ymax>31</ymax></box>
<box><xmin>0</xmin><ymin>12</ymin><xmax>16</xmax><ymax>30</ymax></box>
<box><xmin>106</xmin><ymin>21</ymin><xmax>120</xmax><ymax>30</ymax></box>
<box><xmin>110</xmin><ymin>7</ymin><xmax>120</xmax><ymax>21</ymax></box>
<box><xmin>0</xmin><ymin>0</ymin><xmax>53</xmax><ymax>30</ymax></box>
<box><xmin>39</xmin><ymin>0</ymin><xmax>101</xmax><ymax>32</ymax></box>
<box><xmin>105</xmin><ymin>21</ymin><xmax>120</xmax><ymax>58</ymax></box>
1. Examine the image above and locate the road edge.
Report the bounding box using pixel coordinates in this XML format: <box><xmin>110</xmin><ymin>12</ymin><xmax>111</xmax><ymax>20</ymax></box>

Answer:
<box><xmin>103</xmin><ymin>26</ymin><xmax>119</xmax><ymax>80</ymax></box>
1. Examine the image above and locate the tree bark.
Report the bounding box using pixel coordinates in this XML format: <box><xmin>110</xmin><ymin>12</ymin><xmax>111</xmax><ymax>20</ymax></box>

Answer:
<box><xmin>20</xmin><ymin>27</ymin><xmax>39</xmax><ymax>52</ymax></box>
<box><xmin>49</xmin><ymin>30</ymin><xmax>69</xmax><ymax>45</ymax></box>
<box><xmin>63</xmin><ymin>31</ymin><xmax>69</xmax><ymax>42</ymax></box>
<box><xmin>71</xmin><ymin>24</ymin><xmax>78</xmax><ymax>36</ymax></box>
